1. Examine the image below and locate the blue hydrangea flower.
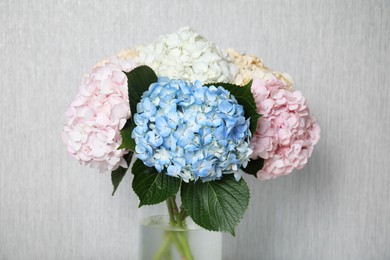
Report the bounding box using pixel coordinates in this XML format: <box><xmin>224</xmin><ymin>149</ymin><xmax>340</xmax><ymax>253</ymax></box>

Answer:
<box><xmin>132</xmin><ymin>77</ymin><xmax>253</xmax><ymax>182</ymax></box>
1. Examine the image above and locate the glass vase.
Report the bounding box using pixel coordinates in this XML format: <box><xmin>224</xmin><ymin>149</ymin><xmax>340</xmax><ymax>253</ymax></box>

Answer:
<box><xmin>139</xmin><ymin>215</ymin><xmax>222</xmax><ymax>260</ymax></box>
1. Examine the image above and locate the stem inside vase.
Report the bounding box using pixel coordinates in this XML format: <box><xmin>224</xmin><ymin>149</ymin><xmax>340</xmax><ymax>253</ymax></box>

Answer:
<box><xmin>140</xmin><ymin>214</ymin><xmax>222</xmax><ymax>260</ymax></box>
<box><xmin>152</xmin><ymin>197</ymin><xmax>193</xmax><ymax>260</ymax></box>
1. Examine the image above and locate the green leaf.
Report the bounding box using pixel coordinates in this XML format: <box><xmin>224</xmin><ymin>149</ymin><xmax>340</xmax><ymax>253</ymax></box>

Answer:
<box><xmin>205</xmin><ymin>81</ymin><xmax>261</xmax><ymax>135</ymax></box>
<box><xmin>118</xmin><ymin>124</ymin><xmax>136</xmax><ymax>151</ymax></box>
<box><xmin>242</xmin><ymin>158</ymin><xmax>264</xmax><ymax>177</ymax></box>
<box><xmin>117</xmin><ymin>65</ymin><xmax>157</xmax><ymax>152</ymax></box>
<box><xmin>125</xmin><ymin>65</ymin><xmax>158</xmax><ymax>121</ymax></box>
<box><xmin>181</xmin><ymin>175</ymin><xmax>250</xmax><ymax>236</ymax></box>
<box><xmin>132</xmin><ymin>159</ymin><xmax>181</xmax><ymax>207</ymax></box>
<box><xmin>111</xmin><ymin>152</ymin><xmax>133</xmax><ymax>196</ymax></box>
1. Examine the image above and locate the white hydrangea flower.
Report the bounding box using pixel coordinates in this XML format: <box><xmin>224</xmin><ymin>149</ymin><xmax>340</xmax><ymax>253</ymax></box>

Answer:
<box><xmin>135</xmin><ymin>27</ymin><xmax>237</xmax><ymax>83</ymax></box>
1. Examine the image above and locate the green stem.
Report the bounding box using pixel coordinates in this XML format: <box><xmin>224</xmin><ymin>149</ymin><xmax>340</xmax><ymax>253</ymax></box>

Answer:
<box><xmin>174</xmin><ymin>202</ymin><xmax>193</xmax><ymax>259</ymax></box>
<box><xmin>152</xmin><ymin>197</ymin><xmax>194</xmax><ymax>260</ymax></box>
<box><xmin>166</xmin><ymin>199</ymin><xmax>176</xmax><ymax>225</ymax></box>
<box><xmin>178</xmin><ymin>231</ymin><xmax>193</xmax><ymax>260</ymax></box>
<box><xmin>169</xmin><ymin>196</ymin><xmax>182</xmax><ymax>226</ymax></box>
<box><xmin>170</xmin><ymin>231</ymin><xmax>188</xmax><ymax>258</ymax></box>
<box><xmin>152</xmin><ymin>232</ymin><xmax>173</xmax><ymax>260</ymax></box>
<box><xmin>179</xmin><ymin>207</ymin><xmax>188</xmax><ymax>224</ymax></box>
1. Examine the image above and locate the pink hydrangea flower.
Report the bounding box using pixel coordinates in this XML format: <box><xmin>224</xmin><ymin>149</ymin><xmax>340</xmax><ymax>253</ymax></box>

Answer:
<box><xmin>62</xmin><ymin>57</ymin><xmax>138</xmax><ymax>172</ymax></box>
<box><xmin>250</xmin><ymin>77</ymin><xmax>320</xmax><ymax>180</ymax></box>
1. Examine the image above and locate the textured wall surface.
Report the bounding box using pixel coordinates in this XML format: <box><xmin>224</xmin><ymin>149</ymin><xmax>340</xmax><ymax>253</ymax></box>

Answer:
<box><xmin>1</xmin><ymin>0</ymin><xmax>389</xmax><ymax>259</ymax></box>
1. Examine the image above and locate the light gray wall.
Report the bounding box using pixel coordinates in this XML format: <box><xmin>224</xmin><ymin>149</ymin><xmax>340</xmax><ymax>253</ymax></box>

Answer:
<box><xmin>1</xmin><ymin>0</ymin><xmax>389</xmax><ymax>259</ymax></box>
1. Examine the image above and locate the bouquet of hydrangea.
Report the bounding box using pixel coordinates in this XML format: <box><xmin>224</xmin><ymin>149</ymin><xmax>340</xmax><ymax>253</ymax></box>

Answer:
<box><xmin>63</xmin><ymin>27</ymin><xmax>320</xmax><ymax>259</ymax></box>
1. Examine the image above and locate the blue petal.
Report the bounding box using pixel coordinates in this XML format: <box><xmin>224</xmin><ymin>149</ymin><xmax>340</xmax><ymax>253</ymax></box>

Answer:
<box><xmin>167</xmin><ymin>165</ymin><xmax>181</xmax><ymax>177</ymax></box>
<box><xmin>195</xmin><ymin>112</ymin><xmax>207</xmax><ymax>125</ymax></box>
<box><xmin>146</xmin><ymin>132</ymin><xmax>163</xmax><ymax>147</ymax></box>
<box><xmin>155</xmin><ymin>117</ymin><xmax>171</xmax><ymax>137</ymax></box>
<box><xmin>218</xmin><ymin>100</ymin><xmax>233</xmax><ymax>114</ymax></box>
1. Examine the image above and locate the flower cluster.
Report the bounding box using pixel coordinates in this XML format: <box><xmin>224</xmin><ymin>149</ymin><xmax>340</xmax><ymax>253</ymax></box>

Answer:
<box><xmin>62</xmin><ymin>27</ymin><xmax>321</xmax><ymax>241</ymax></box>
<box><xmin>250</xmin><ymin>77</ymin><xmax>320</xmax><ymax>180</ymax></box>
<box><xmin>135</xmin><ymin>27</ymin><xmax>237</xmax><ymax>83</ymax></box>
<box><xmin>63</xmin><ymin>27</ymin><xmax>320</xmax><ymax>181</ymax></box>
<box><xmin>132</xmin><ymin>77</ymin><xmax>252</xmax><ymax>182</ymax></box>
<box><xmin>62</xmin><ymin>57</ymin><xmax>138</xmax><ymax>172</ymax></box>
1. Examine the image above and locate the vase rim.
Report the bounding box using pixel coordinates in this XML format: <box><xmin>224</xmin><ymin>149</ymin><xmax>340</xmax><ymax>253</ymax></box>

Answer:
<box><xmin>141</xmin><ymin>215</ymin><xmax>205</xmax><ymax>231</ymax></box>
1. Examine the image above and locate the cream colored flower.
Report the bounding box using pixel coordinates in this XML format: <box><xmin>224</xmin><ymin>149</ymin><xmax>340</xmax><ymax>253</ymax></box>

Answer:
<box><xmin>93</xmin><ymin>49</ymin><xmax>139</xmax><ymax>70</ymax></box>
<box><xmin>117</xmin><ymin>48</ymin><xmax>139</xmax><ymax>60</ymax></box>
<box><xmin>227</xmin><ymin>48</ymin><xmax>294</xmax><ymax>90</ymax></box>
